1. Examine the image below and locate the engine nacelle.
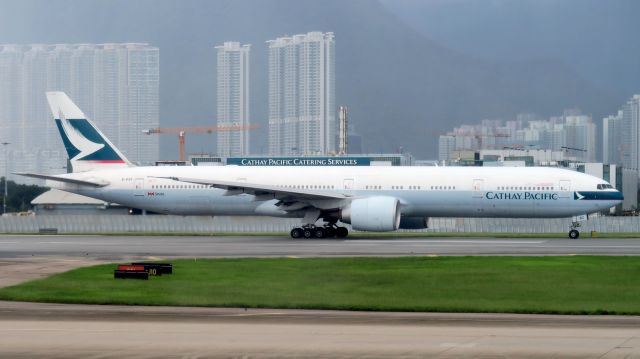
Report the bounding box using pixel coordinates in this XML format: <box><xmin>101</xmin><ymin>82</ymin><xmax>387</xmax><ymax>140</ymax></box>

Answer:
<box><xmin>341</xmin><ymin>196</ymin><xmax>401</xmax><ymax>232</ymax></box>
<box><xmin>399</xmin><ymin>216</ymin><xmax>429</xmax><ymax>229</ymax></box>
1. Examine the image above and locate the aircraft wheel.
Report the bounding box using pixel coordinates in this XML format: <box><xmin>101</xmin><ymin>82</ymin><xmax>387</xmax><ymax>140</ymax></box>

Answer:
<box><xmin>313</xmin><ymin>227</ymin><xmax>326</xmax><ymax>239</ymax></box>
<box><xmin>324</xmin><ymin>226</ymin><xmax>336</xmax><ymax>238</ymax></box>
<box><xmin>290</xmin><ymin>228</ymin><xmax>303</xmax><ymax>238</ymax></box>
<box><xmin>568</xmin><ymin>229</ymin><xmax>580</xmax><ymax>239</ymax></box>
<box><xmin>335</xmin><ymin>227</ymin><xmax>349</xmax><ymax>238</ymax></box>
<box><xmin>303</xmin><ymin>228</ymin><xmax>313</xmax><ymax>239</ymax></box>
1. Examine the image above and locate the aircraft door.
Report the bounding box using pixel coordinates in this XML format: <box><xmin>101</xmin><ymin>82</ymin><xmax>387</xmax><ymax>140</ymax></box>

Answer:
<box><xmin>343</xmin><ymin>178</ymin><xmax>355</xmax><ymax>191</ymax></box>
<box><xmin>559</xmin><ymin>180</ymin><xmax>571</xmax><ymax>198</ymax></box>
<box><xmin>134</xmin><ymin>178</ymin><xmax>145</xmax><ymax>197</ymax></box>
<box><xmin>472</xmin><ymin>179</ymin><xmax>484</xmax><ymax>198</ymax></box>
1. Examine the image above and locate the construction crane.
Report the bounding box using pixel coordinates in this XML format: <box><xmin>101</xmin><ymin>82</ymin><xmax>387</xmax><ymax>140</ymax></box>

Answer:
<box><xmin>142</xmin><ymin>124</ymin><xmax>258</xmax><ymax>162</ymax></box>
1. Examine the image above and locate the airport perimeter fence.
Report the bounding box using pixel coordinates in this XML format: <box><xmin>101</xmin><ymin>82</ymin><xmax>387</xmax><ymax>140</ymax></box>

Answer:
<box><xmin>0</xmin><ymin>215</ymin><xmax>639</xmax><ymax>234</ymax></box>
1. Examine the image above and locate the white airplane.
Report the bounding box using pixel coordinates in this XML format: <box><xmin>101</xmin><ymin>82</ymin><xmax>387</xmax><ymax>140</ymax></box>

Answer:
<box><xmin>19</xmin><ymin>92</ymin><xmax>623</xmax><ymax>239</ymax></box>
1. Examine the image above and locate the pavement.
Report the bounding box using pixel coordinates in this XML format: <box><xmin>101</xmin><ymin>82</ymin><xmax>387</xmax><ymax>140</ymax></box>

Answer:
<box><xmin>2</xmin><ymin>234</ymin><xmax>640</xmax><ymax>259</ymax></box>
<box><xmin>1</xmin><ymin>301</ymin><xmax>639</xmax><ymax>358</ymax></box>
<box><xmin>1</xmin><ymin>234</ymin><xmax>640</xmax><ymax>358</ymax></box>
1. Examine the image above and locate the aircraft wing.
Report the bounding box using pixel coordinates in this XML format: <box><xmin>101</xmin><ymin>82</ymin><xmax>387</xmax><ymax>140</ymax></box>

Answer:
<box><xmin>14</xmin><ymin>173</ymin><xmax>109</xmax><ymax>187</ymax></box>
<box><xmin>155</xmin><ymin>176</ymin><xmax>348</xmax><ymax>201</ymax></box>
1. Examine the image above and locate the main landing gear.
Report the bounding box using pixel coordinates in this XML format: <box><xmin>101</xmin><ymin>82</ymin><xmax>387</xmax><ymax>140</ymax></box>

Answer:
<box><xmin>290</xmin><ymin>223</ymin><xmax>349</xmax><ymax>239</ymax></box>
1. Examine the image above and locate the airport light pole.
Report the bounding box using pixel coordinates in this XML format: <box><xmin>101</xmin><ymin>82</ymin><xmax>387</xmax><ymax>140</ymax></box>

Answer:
<box><xmin>1</xmin><ymin>142</ymin><xmax>9</xmax><ymax>215</ymax></box>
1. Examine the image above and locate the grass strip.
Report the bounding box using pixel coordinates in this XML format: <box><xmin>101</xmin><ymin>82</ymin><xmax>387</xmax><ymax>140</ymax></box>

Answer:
<box><xmin>1</xmin><ymin>256</ymin><xmax>639</xmax><ymax>315</ymax></box>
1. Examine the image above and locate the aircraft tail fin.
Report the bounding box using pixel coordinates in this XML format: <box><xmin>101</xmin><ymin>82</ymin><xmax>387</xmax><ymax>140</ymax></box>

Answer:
<box><xmin>46</xmin><ymin>91</ymin><xmax>133</xmax><ymax>172</ymax></box>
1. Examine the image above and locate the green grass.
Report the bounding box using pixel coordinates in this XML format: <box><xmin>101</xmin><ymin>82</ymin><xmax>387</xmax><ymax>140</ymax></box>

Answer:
<box><xmin>1</xmin><ymin>256</ymin><xmax>640</xmax><ymax>315</ymax></box>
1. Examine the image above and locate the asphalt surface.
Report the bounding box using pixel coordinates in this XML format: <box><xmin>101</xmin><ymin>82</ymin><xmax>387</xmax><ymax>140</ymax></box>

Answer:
<box><xmin>1</xmin><ymin>301</ymin><xmax>639</xmax><ymax>358</ymax></box>
<box><xmin>2</xmin><ymin>234</ymin><xmax>640</xmax><ymax>358</ymax></box>
<box><xmin>1</xmin><ymin>234</ymin><xmax>640</xmax><ymax>259</ymax></box>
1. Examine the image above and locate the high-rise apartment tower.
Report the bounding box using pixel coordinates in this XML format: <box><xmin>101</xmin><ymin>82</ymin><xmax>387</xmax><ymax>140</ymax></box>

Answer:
<box><xmin>215</xmin><ymin>42</ymin><xmax>250</xmax><ymax>157</ymax></box>
<box><xmin>0</xmin><ymin>43</ymin><xmax>159</xmax><ymax>182</ymax></box>
<box><xmin>267</xmin><ymin>32</ymin><xmax>335</xmax><ymax>156</ymax></box>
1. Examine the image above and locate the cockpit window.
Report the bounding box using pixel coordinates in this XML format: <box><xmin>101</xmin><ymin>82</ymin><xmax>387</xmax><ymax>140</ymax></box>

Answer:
<box><xmin>597</xmin><ymin>184</ymin><xmax>613</xmax><ymax>190</ymax></box>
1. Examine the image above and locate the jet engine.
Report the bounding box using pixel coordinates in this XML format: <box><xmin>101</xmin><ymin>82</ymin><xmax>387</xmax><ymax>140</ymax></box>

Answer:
<box><xmin>341</xmin><ymin>196</ymin><xmax>401</xmax><ymax>231</ymax></box>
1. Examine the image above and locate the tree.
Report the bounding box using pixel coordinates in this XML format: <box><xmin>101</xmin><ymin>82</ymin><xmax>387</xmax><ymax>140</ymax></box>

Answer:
<box><xmin>0</xmin><ymin>177</ymin><xmax>48</xmax><ymax>213</ymax></box>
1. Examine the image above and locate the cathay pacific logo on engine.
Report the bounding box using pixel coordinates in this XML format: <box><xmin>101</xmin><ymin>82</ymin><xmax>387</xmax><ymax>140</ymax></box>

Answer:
<box><xmin>54</xmin><ymin>118</ymin><xmax>124</xmax><ymax>163</ymax></box>
<box><xmin>485</xmin><ymin>192</ymin><xmax>559</xmax><ymax>200</ymax></box>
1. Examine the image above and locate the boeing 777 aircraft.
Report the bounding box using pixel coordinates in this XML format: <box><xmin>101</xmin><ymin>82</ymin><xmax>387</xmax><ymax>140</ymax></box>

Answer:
<box><xmin>19</xmin><ymin>92</ymin><xmax>623</xmax><ymax>239</ymax></box>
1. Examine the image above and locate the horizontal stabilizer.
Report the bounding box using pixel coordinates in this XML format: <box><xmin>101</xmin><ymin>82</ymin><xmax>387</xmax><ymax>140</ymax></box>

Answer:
<box><xmin>14</xmin><ymin>173</ymin><xmax>109</xmax><ymax>187</ymax></box>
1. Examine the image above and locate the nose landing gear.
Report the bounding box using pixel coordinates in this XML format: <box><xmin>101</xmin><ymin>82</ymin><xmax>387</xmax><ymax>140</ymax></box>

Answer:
<box><xmin>568</xmin><ymin>221</ymin><xmax>581</xmax><ymax>239</ymax></box>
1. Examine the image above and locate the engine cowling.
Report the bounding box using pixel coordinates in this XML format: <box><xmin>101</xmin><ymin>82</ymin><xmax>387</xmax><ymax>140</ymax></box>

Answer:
<box><xmin>341</xmin><ymin>196</ymin><xmax>401</xmax><ymax>232</ymax></box>
<box><xmin>399</xmin><ymin>216</ymin><xmax>429</xmax><ymax>230</ymax></box>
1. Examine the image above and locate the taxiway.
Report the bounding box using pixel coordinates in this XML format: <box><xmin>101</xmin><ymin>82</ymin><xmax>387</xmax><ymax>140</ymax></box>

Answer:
<box><xmin>1</xmin><ymin>234</ymin><xmax>640</xmax><ymax>259</ymax></box>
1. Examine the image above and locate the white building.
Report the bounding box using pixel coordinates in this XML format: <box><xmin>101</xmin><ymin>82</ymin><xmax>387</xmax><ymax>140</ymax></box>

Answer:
<box><xmin>438</xmin><ymin>135</ymin><xmax>455</xmax><ymax>162</ymax></box>
<box><xmin>215</xmin><ymin>42</ymin><xmax>250</xmax><ymax>157</ymax></box>
<box><xmin>621</xmin><ymin>95</ymin><xmax>640</xmax><ymax>170</ymax></box>
<box><xmin>438</xmin><ymin>112</ymin><xmax>596</xmax><ymax>163</ymax></box>
<box><xmin>267</xmin><ymin>32</ymin><xmax>335</xmax><ymax>156</ymax></box>
<box><xmin>603</xmin><ymin>110</ymin><xmax>623</xmax><ymax>165</ymax></box>
<box><xmin>564</xmin><ymin>115</ymin><xmax>596</xmax><ymax>162</ymax></box>
<box><xmin>0</xmin><ymin>43</ymin><xmax>159</xmax><ymax>183</ymax></box>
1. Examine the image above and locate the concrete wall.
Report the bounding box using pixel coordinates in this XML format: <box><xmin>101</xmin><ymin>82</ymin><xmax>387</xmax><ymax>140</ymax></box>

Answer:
<box><xmin>1</xmin><ymin>215</ymin><xmax>640</xmax><ymax>234</ymax></box>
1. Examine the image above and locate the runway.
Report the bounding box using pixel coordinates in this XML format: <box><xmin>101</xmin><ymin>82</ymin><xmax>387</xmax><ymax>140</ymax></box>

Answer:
<box><xmin>1</xmin><ymin>234</ymin><xmax>640</xmax><ymax>259</ymax></box>
<box><xmin>0</xmin><ymin>301</ymin><xmax>639</xmax><ymax>358</ymax></box>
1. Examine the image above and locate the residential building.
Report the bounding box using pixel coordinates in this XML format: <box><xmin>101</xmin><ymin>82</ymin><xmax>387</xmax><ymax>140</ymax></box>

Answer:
<box><xmin>438</xmin><ymin>112</ymin><xmax>596</xmax><ymax>163</ymax></box>
<box><xmin>603</xmin><ymin>111</ymin><xmax>623</xmax><ymax>165</ymax></box>
<box><xmin>267</xmin><ymin>32</ymin><xmax>335</xmax><ymax>156</ymax></box>
<box><xmin>621</xmin><ymin>95</ymin><xmax>640</xmax><ymax>170</ymax></box>
<box><xmin>438</xmin><ymin>135</ymin><xmax>455</xmax><ymax>162</ymax></box>
<box><xmin>215</xmin><ymin>42</ymin><xmax>250</xmax><ymax>157</ymax></box>
<box><xmin>564</xmin><ymin>115</ymin><xmax>596</xmax><ymax>162</ymax></box>
<box><xmin>0</xmin><ymin>43</ymin><xmax>159</xmax><ymax>183</ymax></box>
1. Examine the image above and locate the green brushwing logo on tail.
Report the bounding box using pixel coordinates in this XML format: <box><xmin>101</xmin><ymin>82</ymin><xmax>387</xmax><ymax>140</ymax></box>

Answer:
<box><xmin>55</xmin><ymin>118</ymin><xmax>125</xmax><ymax>163</ymax></box>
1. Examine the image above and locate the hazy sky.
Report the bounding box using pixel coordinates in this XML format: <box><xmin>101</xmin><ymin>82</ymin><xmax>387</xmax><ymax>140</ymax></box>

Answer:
<box><xmin>381</xmin><ymin>0</ymin><xmax>640</xmax><ymax>98</ymax></box>
<box><xmin>1</xmin><ymin>0</ymin><xmax>637</xmax><ymax>159</ymax></box>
